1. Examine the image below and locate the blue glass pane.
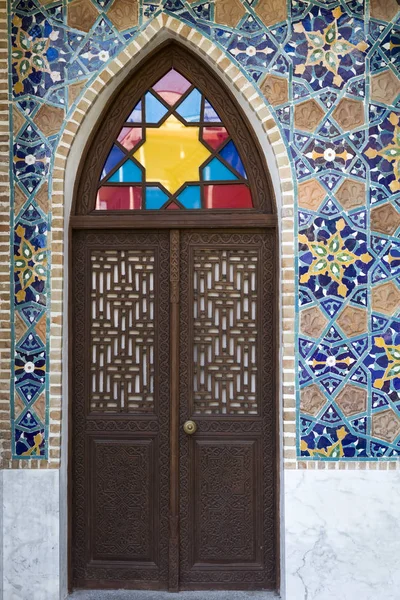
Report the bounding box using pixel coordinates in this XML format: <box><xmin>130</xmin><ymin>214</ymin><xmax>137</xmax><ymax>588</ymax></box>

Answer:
<box><xmin>145</xmin><ymin>92</ymin><xmax>168</xmax><ymax>123</ymax></box>
<box><xmin>177</xmin><ymin>185</ymin><xmax>201</xmax><ymax>209</ymax></box>
<box><xmin>202</xmin><ymin>157</ymin><xmax>238</xmax><ymax>181</ymax></box>
<box><xmin>101</xmin><ymin>145</ymin><xmax>125</xmax><ymax>179</ymax></box>
<box><xmin>176</xmin><ymin>88</ymin><xmax>201</xmax><ymax>123</ymax></box>
<box><xmin>108</xmin><ymin>159</ymin><xmax>142</xmax><ymax>183</ymax></box>
<box><xmin>219</xmin><ymin>140</ymin><xmax>247</xmax><ymax>178</ymax></box>
<box><xmin>127</xmin><ymin>100</ymin><xmax>142</xmax><ymax>123</ymax></box>
<box><xmin>204</xmin><ymin>99</ymin><xmax>221</xmax><ymax>122</ymax></box>
<box><xmin>146</xmin><ymin>186</ymin><xmax>169</xmax><ymax>209</ymax></box>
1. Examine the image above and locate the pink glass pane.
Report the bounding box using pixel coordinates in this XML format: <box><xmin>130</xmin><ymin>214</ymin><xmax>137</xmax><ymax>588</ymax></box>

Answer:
<box><xmin>96</xmin><ymin>186</ymin><xmax>142</xmax><ymax>210</ymax></box>
<box><xmin>204</xmin><ymin>184</ymin><xmax>253</xmax><ymax>209</ymax></box>
<box><xmin>152</xmin><ymin>68</ymin><xmax>192</xmax><ymax>106</ymax></box>
<box><xmin>117</xmin><ymin>127</ymin><xmax>142</xmax><ymax>151</ymax></box>
<box><xmin>202</xmin><ymin>126</ymin><xmax>229</xmax><ymax>150</ymax></box>
<box><xmin>166</xmin><ymin>201</ymin><xmax>180</xmax><ymax>209</ymax></box>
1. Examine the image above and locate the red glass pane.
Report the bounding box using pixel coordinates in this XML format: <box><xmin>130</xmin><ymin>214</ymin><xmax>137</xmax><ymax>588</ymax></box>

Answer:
<box><xmin>117</xmin><ymin>127</ymin><xmax>142</xmax><ymax>151</ymax></box>
<box><xmin>96</xmin><ymin>186</ymin><xmax>142</xmax><ymax>210</ymax></box>
<box><xmin>204</xmin><ymin>184</ymin><xmax>253</xmax><ymax>209</ymax></box>
<box><xmin>166</xmin><ymin>201</ymin><xmax>180</xmax><ymax>209</ymax></box>
<box><xmin>152</xmin><ymin>68</ymin><xmax>192</xmax><ymax>106</ymax></box>
<box><xmin>202</xmin><ymin>126</ymin><xmax>229</xmax><ymax>150</ymax></box>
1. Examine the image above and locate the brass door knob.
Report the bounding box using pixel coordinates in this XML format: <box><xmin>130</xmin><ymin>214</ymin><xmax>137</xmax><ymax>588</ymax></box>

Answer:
<box><xmin>183</xmin><ymin>420</ymin><xmax>197</xmax><ymax>435</ymax></box>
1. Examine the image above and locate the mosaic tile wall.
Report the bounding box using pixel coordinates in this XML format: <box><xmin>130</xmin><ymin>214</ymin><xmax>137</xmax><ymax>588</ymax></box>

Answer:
<box><xmin>6</xmin><ymin>0</ymin><xmax>400</xmax><ymax>463</ymax></box>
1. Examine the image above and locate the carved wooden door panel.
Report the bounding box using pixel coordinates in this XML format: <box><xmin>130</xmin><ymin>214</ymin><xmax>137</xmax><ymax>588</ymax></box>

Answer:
<box><xmin>179</xmin><ymin>230</ymin><xmax>276</xmax><ymax>590</ymax></box>
<box><xmin>72</xmin><ymin>230</ymin><xmax>170</xmax><ymax>589</ymax></box>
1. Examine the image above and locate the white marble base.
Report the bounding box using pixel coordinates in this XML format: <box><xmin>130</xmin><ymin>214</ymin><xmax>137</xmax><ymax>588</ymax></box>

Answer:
<box><xmin>2</xmin><ymin>467</ymin><xmax>400</xmax><ymax>600</ymax></box>
<box><xmin>3</xmin><ymin>469</ymin><xmax>60</xmax><ymax>600</ymax></box>
<box><xmin>284</xmin><ymin>469</ymin><xmax>400</xmax><ymax>600</ymax></box>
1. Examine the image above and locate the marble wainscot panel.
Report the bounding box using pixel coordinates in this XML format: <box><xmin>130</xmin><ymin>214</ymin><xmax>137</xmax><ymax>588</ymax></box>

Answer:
<box><xmin>3</xmin><ymin>469</ymin><xmax>60</xmax><ymax>600</ymax></box>
<box><xmin>284</xmin><ymin>469</ymin><xmax>400</xmax><ymax>600</ymax></box>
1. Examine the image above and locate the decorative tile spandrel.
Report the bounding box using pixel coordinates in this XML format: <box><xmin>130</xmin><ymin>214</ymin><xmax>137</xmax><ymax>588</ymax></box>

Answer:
<box><xmin>6</xmin><ymin>0</ymin><xmax>400</xmax><ymax>462</ymax></box>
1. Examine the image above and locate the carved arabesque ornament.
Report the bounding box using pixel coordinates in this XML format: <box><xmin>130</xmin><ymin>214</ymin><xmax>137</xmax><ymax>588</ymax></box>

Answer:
<box><xmin>67</xmin><ymin>0</ymin><xmax>99</xmax><ymax>32</ymax></box>
<box><xmin>107</xmin><ymin>0</ymin><xmax>138</xmax><ymax>31</ymax></box>
<box><xmin>371</xmin><ymin>70</ymin><xmax>400</xmax><ymax>105</ymax></box>
<box><xmin>372</xmin><ymin>409</ymin><xmax>400</xmax><ymax>443</ymax></box>
<box><xmin>337</xmin><ymin>305</ymin><xmax>367</xmax><ymax>337</ymax></box>
<box><xmin>300</xmin><ymin>306</ymin><xmax>328</xmax><ymax>338</ymax></box>
<box><xmin>371</xmin><ymin>203</ymin><xmax>400</xmax><ymax>235</ymax></box>
<box><xmin>260</xmin><ymin>74</ymin><xmax>288</xmax><ymax>106</ymax></box>
<box><xmin>298</xmin><ymin>178</ymin><xmax>326</xmax><ymax>211</ymax></box>
<box><xmin>255</xmin><ymin>0</ymin><xmax>288</xmax><ymax>27</ymax></box>
<box><xmin>332</xmin><ymin>98</ymin><xmax>364</xmax><ymax>131</ymax></box>
<box><xmin>370</xmin><ymin>0</ymin><xmax>399</xmax><ymax>22</ymax></box>
<box><xmin>372</xmin><ymin>281</ymin><xmax>400</xmax><ymax>316</ymax></box>
<box><xmin>335</xmin><ymin>178</ymin><xmax>366</xmax><ymax>210</ymax></box>
<box><xmin>300</xmin><ymin>384</ymin><xmax>326</xmax><ymax>416</ymax></box>
<box><xmin>335</xmin><ymin>384</ymin><xmax>367</xmax><ymax>417</ymax></box>
<box><xmin>34</xmin><ymin>104</ymin><xmax>65</xmax><ymax>137</ymax></box>
<box><xmin>214</xmin><ymin>0</ymin><xmax>246</xmax><ymax>27</ymax></box>
<box><xmin>294</xmin><ymin>99</ymin><xmax>325</xmax><ymax>132</ymax></box>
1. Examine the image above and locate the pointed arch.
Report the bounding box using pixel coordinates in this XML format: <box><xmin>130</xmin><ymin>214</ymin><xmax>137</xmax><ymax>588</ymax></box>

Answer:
<box><xmin>55</xmin><ymin>21</ymin><xmax>295</xmax><ymax>597</ymax></box>
<box><xmin>72</xmin><ymin>40</ymin><xmax>276</xmax><ymax>218</ymax></box>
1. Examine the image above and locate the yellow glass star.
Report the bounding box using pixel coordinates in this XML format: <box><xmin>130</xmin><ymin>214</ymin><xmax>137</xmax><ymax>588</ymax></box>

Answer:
<box><xmin>133</xmin><ymin>115</ymin><xmax>211</xmax><ymax>194</ymax></box>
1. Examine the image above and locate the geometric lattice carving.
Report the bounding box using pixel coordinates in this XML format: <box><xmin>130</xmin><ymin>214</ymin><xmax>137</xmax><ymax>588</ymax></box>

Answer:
<box><xmin>192</xmin><ymin>248</ymin><xmax>259</xmax><ymax>415</ymax></box>
<box><xmin>90</xmin><ymin>249</ymin><xmax>155</xmax><ymax>413</ymax></box>
<box><xmin>73</xmin><ymin>231</ymin><xmax>170</xmax><ymax>587</ymax></box>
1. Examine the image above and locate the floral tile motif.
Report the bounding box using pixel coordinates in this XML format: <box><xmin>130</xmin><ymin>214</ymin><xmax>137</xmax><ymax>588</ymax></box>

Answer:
<box><xmin>7</xmin><ymin>0</ymin><xmax>400</xmax><ymax>460</ymax></box>
<box><xmin>299</xmin><ymin>216</ymin><xmax>372</xmax><ymax>300</ymax></box>
<box><xmin>286</xmin><ymin>5</ymin><xmax>368</xmax><ymax>91</ymax></box>
<box><xmin>365</xmin><ymin>111</ymin><xmax>400</xmax><ymax>193</ymax></box>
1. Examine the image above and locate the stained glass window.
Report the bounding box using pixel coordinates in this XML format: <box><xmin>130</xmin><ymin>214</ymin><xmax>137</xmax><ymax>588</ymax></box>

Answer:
<box><xmin>96</xmin><ymin>69</ymin><xmax>253</xmax><ymax>211</ymax></box>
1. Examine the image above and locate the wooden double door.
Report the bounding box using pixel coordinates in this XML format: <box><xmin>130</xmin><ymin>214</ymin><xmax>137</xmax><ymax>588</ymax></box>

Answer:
<box><xmin>71</xmin><ymin>228</ymin><xmax>277</xmax><ymax>591</ymax></box>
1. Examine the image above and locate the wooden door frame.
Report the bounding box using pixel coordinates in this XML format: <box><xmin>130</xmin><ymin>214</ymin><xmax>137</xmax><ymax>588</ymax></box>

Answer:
<box><xmin>68</xmin><ymin>39</ymin><xmax>280</xmax><ymax>593</ymax></box>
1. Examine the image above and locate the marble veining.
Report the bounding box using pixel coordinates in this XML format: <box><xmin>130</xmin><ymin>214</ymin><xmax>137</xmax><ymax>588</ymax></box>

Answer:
<box><xmin>284</xmin><ymin>469</ymin><xmax>400</xmax><ymax>600</ymax></box>
<box><xmin>3</xmin><ymin>470</ymin><xmax>60</xmax><ymax>600</ymax></box>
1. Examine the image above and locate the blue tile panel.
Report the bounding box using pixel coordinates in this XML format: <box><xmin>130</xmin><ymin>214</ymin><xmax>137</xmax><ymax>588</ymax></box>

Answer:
<box><xmin>8</xmin><ymin>0</ymin><xmax>400</xmax><ymax>460</ymax></box>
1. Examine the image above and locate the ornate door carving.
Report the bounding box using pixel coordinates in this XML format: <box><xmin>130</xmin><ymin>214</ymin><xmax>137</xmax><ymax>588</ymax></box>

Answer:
<box><xmin>179</xmin><ymin>231</ymin><xmax>276</xmax><ymax>590</ymax></box>
<box><xmin>71</xmin><ymin>229</ymin><xmax>276</xmax><ymax>591</ymax></box>
<box><xmin>72</xmin><ymin>230</ymin><xmax>170</xmax><ymax>588</ymax></box>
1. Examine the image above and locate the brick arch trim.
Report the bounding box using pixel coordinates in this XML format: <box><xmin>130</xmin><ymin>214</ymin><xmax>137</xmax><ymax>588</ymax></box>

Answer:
<box><xmin>49</xmin><ymin>14</ymin><xmax>295</xmax><ymax>469</ymax></box>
